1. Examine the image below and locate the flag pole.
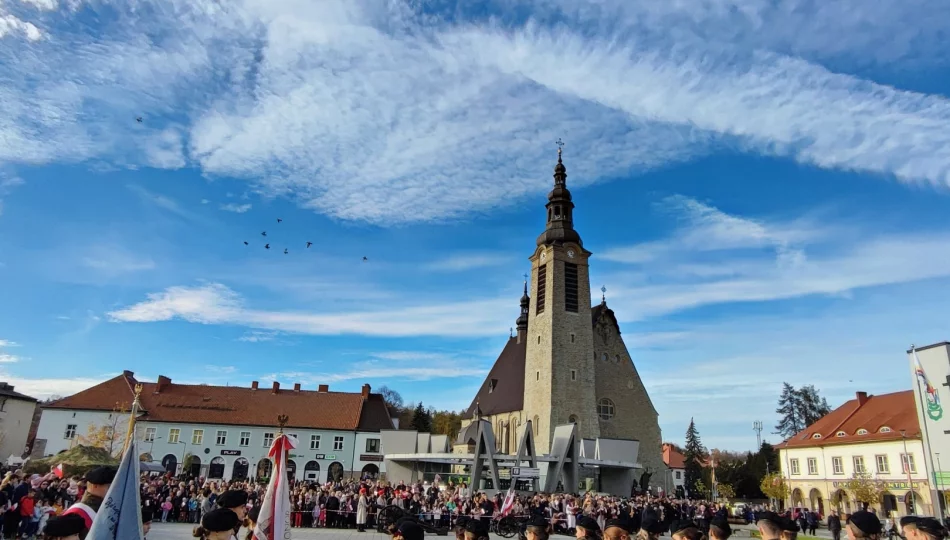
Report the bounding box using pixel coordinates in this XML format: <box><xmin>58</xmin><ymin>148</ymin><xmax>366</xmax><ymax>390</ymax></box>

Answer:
<box><xmin>912</xmin><ymin>345</ymin><xmax>942</xmax><ymax>518</ymax></box>
<box><xmin>122</xmin><ymin>384</ymin><xmax>143</xmax><ymax>456</ymax></box>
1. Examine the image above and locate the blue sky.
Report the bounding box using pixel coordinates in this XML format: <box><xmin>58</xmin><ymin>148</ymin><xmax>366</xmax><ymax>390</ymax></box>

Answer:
<box><xmin>1</xmin><ymin>0</ymin><xmax>950</xmax><ymax>451</ymax></box>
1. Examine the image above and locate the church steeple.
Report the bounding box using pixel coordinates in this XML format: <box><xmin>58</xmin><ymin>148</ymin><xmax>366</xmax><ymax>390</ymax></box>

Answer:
<box><xmin>537</xmin><ymin>139</ymin><xmax>583</xmax><ymax>247</ymax></box>
<box><xmin>515</xmin><ymin>279</ymin><xmax>529</xmax><ymax>342</ymax></box>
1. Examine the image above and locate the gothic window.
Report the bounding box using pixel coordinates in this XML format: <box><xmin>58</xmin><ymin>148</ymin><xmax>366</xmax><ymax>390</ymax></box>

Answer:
<box><xmin>598</xmin><ymin>399</ymin><xmax>615</xmax><ymax>420</ymax></box>
<box><xmin>554</xmin><ymin>205</ymin><xmax>562</xmax><ymax>218</ymax></box>
<box><xmin>536</xmin><ymin>264</ymin><xmax>547</xmax><ymax>314</ymax></box>
<box><xmin>564</xmin><ymin>262</ymin><xmax>578</xmax><ymax>312</ymax></box>
<box><xmin>614</xmin><ymin>355</ymin><xmax>620</xmax><ymax>363</ymax></box>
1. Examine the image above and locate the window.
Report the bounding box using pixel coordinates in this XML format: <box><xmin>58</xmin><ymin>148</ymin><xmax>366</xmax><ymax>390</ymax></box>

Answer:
<box><xmin>880</xmin><ymin>426</ymin><xmax>892</xmax><ymax>433</ymax></box>
<box><xmin>366</xmin><ymin>438</ymin><xmax>380</xmax><ymax>453</ymax></box>
<box><xmin>216</xmin><ymin>430</ymin><xmax>227</xmax><ymax>446</ymax></box>
<box><xmin>812</xmin><ymin>433</ymin><xmax>822</xmax><ymax>439</ymax></box>
<box><xmin>168</xmin><ymin>428</ymin><xmax>180</xmax><ymax>444</ymax></box>
<box><xmin>602</xmin><ymin>353</ymin><xmax>608</xmax><ymax>362</ymax></box>
<box><xmin>836</xmin><ymin>431</ymin><xmax>846</xmax><ymax>437</ymax></box>
<box><xmin>240</xmin><ymin>431</ymin><xmax>250</xmax><ymax>446</ymax></box>
<box><xmin>790</xmin><ymin>458</ymin><xmax>800</xmax><ymax>475</ymax></box>
<box><xmin>832</xmin><ymin>457</ymin><xmax>844</xmax><ymax>475</ymax></box>
<box><xmin>614</xmin><ymin>355</ymin><xmax>620</xmax><ymax>363</ymax></box>
<box><xmin>902</xmin><ymin>453</ymin><xmax>917</xmax><ymax>474</ymax></box>
<box><xmin>675</xmin><ymin>471</ymin><xmax>682</xmax><ymax>480</ymax></box>
<box><xmin>263</xmin><ymin>432</ymin><xmax>274</xmax><ymax>447</ymax></box>
<box><xmin>192</xmin><ymin>429</ymin><xmax>204</xmax><ymax>445</ymax></box>
<box><xmin>571</xmin><ymin>370</ymin><xmax>577</xmax><ymax>381</ymax></box>
<box><xmin>64</xmin><ymin>424</ymin><xmax>77</xmax><ymax>439</ymax></box>
<box><xmin>876</xmin><ymin>454</ymin><xmax>889</xmax><ymax>474</ymax></box>
<box><xmin>333</xmin><ymin>436</ymin><xmax>344</xmax><ymax>451</ymax></box>
<box><xmin>564</xmin><ymin>262</ymin><xmax>578</xmax><ymax>312</ymax></box>
<box><xmin>853</xmin><ymin>456</ymin><xmax>866</xmax><ymax>474</ymax></box>
<box><xmin>597</xmin><ymin>398</ymin><xmax>615</xmax><ymax>420</ymax></box>
<box><xmin>536</xmin><ymin>264</ymin><xmax>546</xmax><ymax>314</ymax></box>
<box><xmin>857</xmin><ymin>428</ymin><xmax>868</xmax><ymax>435</ymax></box>
<box><xmin>571</xmin><ymin>334</ymin><xmax>575</xmax><ymax>343</ymax></box>
<box><xmin>310</xmin><ymin>435</ymin><xmax>321</xmax><ymax>449</ymax></box>
<box><xmin>807</xmin><ymin>458</ymin><xmax>818</xmax><ymax>475</ymax></box>
<box><xmin>536</xmin><ymin>371</ymin><xmax>540</xmax><ymax>381</ymax></box>
<box><xmin>144</xmin><ymin>427</ymin><xmax>156</xmax><ymax>442</ymax></box>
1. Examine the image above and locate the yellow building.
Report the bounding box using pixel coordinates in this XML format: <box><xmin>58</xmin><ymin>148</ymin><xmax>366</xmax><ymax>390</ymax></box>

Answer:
<box><xmin>777</xmin><ymin>390</ymin><xmax>934</xmax><ymax>518</ymax></box>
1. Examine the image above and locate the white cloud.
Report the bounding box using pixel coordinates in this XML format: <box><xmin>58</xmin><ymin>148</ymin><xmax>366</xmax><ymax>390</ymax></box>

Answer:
<box><xmin>1</xmin><ymin>0</ymin><xmax>947</xmax><ymax>224</ymax></box>
<box><xmin>237</xmin><ymin>330</ymin><xmax>278</xmax><ymax>342</ymax></box>
<box><xmin>0</xmin><ymin>339</ymin><xmax>19</xmax><ymax>347</ymax></box>
<box><xmin>0</xmin><ymin>370</ymin><xmax>106</xmax><ymax>400</ymax></box>
<box><xmin>200</xmin><ymin>199</ymin><xmax>209</xmax><ymax>204</ymax></box>
<box><xmin>80</xmin><ymin>245</ymin><xmax>156</xmax><ymax>276</ymax></box>
<box><xmin>424</xmin><ymin>253</ymin><xmax>511</xmax><ymax>272</ymax></box>
<box><xmin>0</xmin><ymin>354</ymin><xmax>21</xmax><ymax>363</ymax></box>
<box><xmin>108</xmin><ymin>282</ymin><xmax>512</xmax><ymax>337</ymax></box>
<box><xmin>219</xmin><ymin>203</ymin><xmax>251</xmax><ymax>213</ymax></box>
<box><xmin>0</xmin><ymin>14</ymin><xmax>42</xmax><ymax>41</ymax></box>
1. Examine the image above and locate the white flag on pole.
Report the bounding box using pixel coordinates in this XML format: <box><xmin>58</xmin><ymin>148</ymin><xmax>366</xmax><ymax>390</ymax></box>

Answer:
<box><xmin>253</xmin><ymin>434</ymin><xmax>298</xmax><ymax>540</ymax></box>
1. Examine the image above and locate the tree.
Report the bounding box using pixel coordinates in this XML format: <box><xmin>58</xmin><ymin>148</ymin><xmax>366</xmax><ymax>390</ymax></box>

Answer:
<box><xmin>684</xmin><ymin>418</ymin><xmax>707</xmax><ymax>499</ymax></box>
<box><xmin>76</xmin><ymin>402</ymin><xmax>129</xmax><ymax>457</ymax></box>
<box><xmin>693</xmin><ymin>479</ymin><xmax>709</xmax><ymax>499</ymax></box>
<box><xmin>410</xmin><ymin>402</ymin><xmax>432</xmax><ymax>433</ymax></box>
<box><xmin>717</xmin><ymin>483</ymin><xmax>735</xmax><ymax>500</ymax></box>
<box><xmin>845</xmin><ymin>471</ymin><xmax>884</xmax><ymax>510</ymax></box>
<box><xmin>432</xmin><ymin>411</ymin><xmax>462</xmax><ymax>440</ymax></box>
<box><xmin>378</xmin><ymin>386</ymin><xmax>404</xmax><ymax>410</ymax></box>
<box><xmin>760</xmin><ymin>472</ymin><xmax>790</xmax><ymax>501</ymax></box>
<box><xmin>799</xmin><ymin>385</ymin><xmax>832</xmax><ymax>426</ymax></box>
<box><xmin>775</xmin><ymin>382</ymin><xmax>805</xmax><ymax>438</ymax></box>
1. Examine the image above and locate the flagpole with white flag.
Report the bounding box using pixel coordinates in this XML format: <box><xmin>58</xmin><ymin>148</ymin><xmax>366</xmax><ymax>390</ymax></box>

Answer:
<box><xmin>911</xmin><ymin>345</ymin><xmax>943</xmax><ymax>517</ymax></box>
<box><xmin>254</xmin><ymin>415</ymin><xmax>298</xmax><ymax>540</ymax></box>
<box><xmin>86</xmin><ymin>384</ymin><xmax>144</xmax><ymax>540</ymax></box>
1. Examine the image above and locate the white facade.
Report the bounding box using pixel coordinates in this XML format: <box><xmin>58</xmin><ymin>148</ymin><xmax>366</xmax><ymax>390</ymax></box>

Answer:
<box><xmin>0</xmin><ymin>392</ymin><xmax>37</xmax><ymax>462</ymax></box>
<box><xmin>35</xmin><ymin>409</ymin><xmax>388</xmax><ymax>482</ymax></box>
<box><xmin>780</xmin><ymin>438</ymin><xmax>931</xmax><ymax>517</ymax></box>
<box><xmin>908</xmin><ymin>342</ymin><xmax>950</xmax><ymax>513</ymax></box>
<box><xmin>670</xmin><ymin>466</ymin><xmax>685</xmax><ymax>492</ymax></box>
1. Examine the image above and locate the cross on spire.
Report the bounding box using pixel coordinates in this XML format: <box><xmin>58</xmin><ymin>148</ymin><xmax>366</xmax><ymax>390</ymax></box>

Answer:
<box><xmin>601</xmin><ymin>285</ymin><xmax>607</xmax><ymax>303</ymax></box>
<box><xmin>555</xmin><ymin>138</ymin><xmax>565</xmax><ymax>162</ymax></box>
<box><xmin>523</xmin><ymin>272</ymin><xmax>529</xmax><ymax>282</ymax></box>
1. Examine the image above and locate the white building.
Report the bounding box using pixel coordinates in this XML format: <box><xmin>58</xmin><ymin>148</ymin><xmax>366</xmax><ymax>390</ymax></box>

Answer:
<box><xmin>0</xmin><ymin>383</ymin><xmax>38</xmax><ymax>463</ymax></box>
<box><xmin>908</xmin><ymin>342</ymin><xmax>950</xmax><ymax>516</ymax></box>
<box><xmin>778</xmin><ymin>390</ymin><xmax>931</xmax><ymax>518</ymax></box>
<box><xmin>35</xmin><ymin>371</ymin><xmax>393</xmax><ymax>482</ymax></box>
<box><xmin>662</xmin><ymin>443</ymin><xmax>686</xmax><ymax>496</ymax></box>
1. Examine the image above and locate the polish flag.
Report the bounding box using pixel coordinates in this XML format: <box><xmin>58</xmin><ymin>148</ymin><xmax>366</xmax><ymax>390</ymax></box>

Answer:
<box><xmin>54</xmin><ymin>464</ymin><xmax>64</xmax><ymax>479</ymax></box>
<box><xmin>253</xmin><ymin>433</ymin><xmax>298</xmax><ymax>540</ymax></box>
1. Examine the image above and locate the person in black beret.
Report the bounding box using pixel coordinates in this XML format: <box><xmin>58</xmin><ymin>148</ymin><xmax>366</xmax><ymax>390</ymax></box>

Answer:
<box><xmin>193</xmin><ymin>508</ymin><xmax>240</xmax><ymax>540</ymax></box>
<box><xmin>780</xmin><ymin>517</ymin><xmax>800</xmax><ymax>540</ymax></box>
<box><xmin>577</xmin><ymin>515</ymin><xmax>601</xmax><ymax>540</ymax></box>
<box><xmin>244</xmin><ymin>506</ymin><xmax>261</xmax><ymax>540</ymax></box>
<box><xmin>526</xmin><ymin>514</ymin><xmax>552</xmax><ymax>540</ymax></box>
<box><xmin>393</xmin><ymin>520</ymin><xmax>426</xmax><ymax>540</ymax></box>
<box><xmin>756</xmin><ymin>512</ymin><xmax>785</xmax><ymax>540</ymax></box>
<box><xmin>710</xmin><ymin>516</ymin><xmax>732</xmax><ymax>540</ymax></box>
<box><xmin>43</xmin><ymin>514</ymin><xmax>86</xmax><ymax>540</ymax></box>
<box><xmin>216</xmin><ymin>489</ymin><xmax>249</xmax><ymax>540</ymax></box>
<box><xmin>464</xmin><ymin>517</ymin><xmax>490</xmax><ymax>540</ymax></box>
<box><xmin>61</xmin><ymin>466</ymin><xmax>117</xmax><ymax>539</ymax></box>
<box><xmin>453</xmin><ymin>516</ymin><xmax>471</xmax><ymax>540</ymax></box>
<box><xmin>902</xmin><ymin>516</ymin><xmax>948</xmax><ymax>540</ymax></box>
<box><xmin>671</xmin><ymin>520</ymin><xmax>704</xmax><ymax>540</ymax></box>
<box><xmin>604</xmin><ymin>516</ymin><xmax>631</xmax><ymax>540</ymax></box>
<box><xmin>847</xmin><ymin>510</ymin><xmax>882</xmax><ymax>540</ymax></box>
<box><xmin>640</xmin><ymin>508</ymin><xmax>667</xmax><ymax>538</ymax></box>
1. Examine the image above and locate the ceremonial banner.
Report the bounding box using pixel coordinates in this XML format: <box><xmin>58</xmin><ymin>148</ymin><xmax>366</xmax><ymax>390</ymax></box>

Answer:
<box><xmin>499</xmin><ymin>482</ymin><xmax>517</xmax><ymax>517</ymax></box>
<box><xmin>254</xmin><ymin>434</ymin><xmax>298</xmax><ymax>540</ymax></box>
<box><xmin>913</xmin><ymin>347</ymin><xmax>943</xmax><ymax>421</ymax></box>
<box><xmin>86</xmin><ymin>441</ymin><xmax>143</xmax><ymax>540</ymax></box>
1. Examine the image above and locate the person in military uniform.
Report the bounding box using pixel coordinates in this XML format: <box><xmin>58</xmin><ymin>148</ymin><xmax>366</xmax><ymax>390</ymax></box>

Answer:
<box><xmin>193</xmin><ymin>508</ymin><xmax>240</xmax><ymax>540</ymax></box>
<box><xmin>62</xmin><ymin>465</ymin><xmax>117</xmax><ymax>539</ymax></box>
<box><xmin>577</xmin><ymin>515</ymin><xmax>602</xmax><ymax>540</ymax></box>
<box><xmin>756</xmin><ymin>512</ymin><xmax>785</xmax><ymax>540</ymax></box>
<box><xmin>902</xmin><ymin>517</ymin><xmax>948</xmax><ymax>540</ymax></box>
<box><xmin>781</xmin><ymin>517</ymin><xmax>801</xmax><ymax>540</ymax></box>
<box><xmin>671</xmin><ymin>519</ymin><xmax>705</xmax><ymax>540</ymax></box>
<box><xmin>847</xmin><ymin>510</ymin><xmax>883</xmax><ymax>540</ymax></box>
<box><xmin>42</xmin><ymin>514</ymin><xmax>86</xmax><ymax>540</ymax></box>
<box><xmin>216</xmin><ymin>490</ymin><xmax>249</xmax><ymax>540</ymax></box>
<box><xmin>709</xmin><ymin>516</ymin><xmax>732</xmax><ymax>540</ymax></box>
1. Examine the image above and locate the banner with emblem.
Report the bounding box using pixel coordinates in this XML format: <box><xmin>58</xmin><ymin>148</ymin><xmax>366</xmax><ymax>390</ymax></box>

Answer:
<box><xmin>913</xmin><ymin>347</ymin><xmax>943</xmax><ymax>421</ymax></box>
<box><xmin>254</xmin><ymin>419</ymin><xmax>298</xmax><ymax>540</ymax></box>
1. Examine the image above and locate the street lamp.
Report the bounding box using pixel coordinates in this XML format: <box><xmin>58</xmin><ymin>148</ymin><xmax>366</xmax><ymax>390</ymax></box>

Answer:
<box><xmin>901</xmin><ymin>430</ymin><xmax>915</xmax><ymax>515</ymax></box>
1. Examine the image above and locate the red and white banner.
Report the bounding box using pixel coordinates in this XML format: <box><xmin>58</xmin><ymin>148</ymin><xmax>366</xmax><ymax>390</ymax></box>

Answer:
<box><xmin>54</xmin><ymin>464</ymin><xmax>64</xmax><ymax>479</ymax></box>
<box><xmin>499</xmin><ymin>484</ymin><xmax>517</xmax><ymax>517</ymax></box>
<box><xmin>253</xmin><ymin>434</ymin><xmax>298</xmax><ymax>540</ymax></box>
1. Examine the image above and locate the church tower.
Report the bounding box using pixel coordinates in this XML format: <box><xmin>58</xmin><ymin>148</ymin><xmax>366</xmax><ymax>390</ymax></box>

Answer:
<box><xmin>523</xmin><ymin>145</ymin><xmax>600</xmax><ymax>454</ymax></box>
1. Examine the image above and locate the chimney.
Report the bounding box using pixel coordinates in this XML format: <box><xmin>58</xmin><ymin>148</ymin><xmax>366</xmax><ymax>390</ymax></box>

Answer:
<box><xmin>155</xmin><ymin>375</ymin><xmax>171</xmax><ymax>393</ymax></box>
<box><xmin>122</xmin><ymin>370</ymin><xmax>135</xmax><ymax>379</ymax></box>
<box><xmin>272</xmin><ymin>381</ymin><xmax>280</xmax><ymax>394</ymax></box>
<box><xmin>361</xmin><ymin>384</ymin><xmax>371</xmax><ymax>398</ymax></box>
<box><xmin>318</xmin><ymin>384</ymin><xmax>329</xmax><ymax>393</ymax></box>
<box><xmin>293</xmin><ymin>383</ymin><xmax>301</xmax><ymax>392</ymax></box>
<box><xmin>856</xmin><ymin>391</ymin><xmax>869</xmax><ymax>405</ymax></box>
<box><xmin>251</xmin><ymin>381</ymin><xmax>259</xmax><ymax>390</ymax></box>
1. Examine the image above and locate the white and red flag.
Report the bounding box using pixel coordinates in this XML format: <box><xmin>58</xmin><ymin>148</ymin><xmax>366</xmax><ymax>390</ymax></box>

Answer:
<box><xmin>253</xmin><ymin>433</ymin><xmax>298</xmax><ymax>540</ymax></box>
<box><xmin>499</xmin><ymin>483</ymin><xmax>517</xmax><ymax>517</ymax></box>
<box><xmin>53</xmin><ymin>464</ymin><xmax>64</xmax><ymax>479</ymax></box>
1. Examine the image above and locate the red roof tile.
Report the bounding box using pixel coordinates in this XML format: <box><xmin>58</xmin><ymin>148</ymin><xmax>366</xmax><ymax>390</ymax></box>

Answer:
<box><xmin>46</xmin><ymin>372</ymin><xmax>393</xmax><ymax>432</ymax></box>
<box><xmin>778</xmin><ymin>390</ymin><xmax>920</xmax><ymax>448</ymax></box>
<box><xmin>663</xmin><ymin>443</ymin><xmax>686</xmax><ymax>469</ymax></box>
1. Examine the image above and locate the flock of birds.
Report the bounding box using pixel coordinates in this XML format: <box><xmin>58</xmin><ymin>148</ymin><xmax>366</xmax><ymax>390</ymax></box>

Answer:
<box><xmin>244</xmin><ymin>217</ymin><xmax>368</xmax><ymax>262</ymax></box>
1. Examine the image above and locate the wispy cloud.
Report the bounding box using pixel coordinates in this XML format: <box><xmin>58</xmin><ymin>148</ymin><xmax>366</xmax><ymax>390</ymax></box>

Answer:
<box><xmin>237</xmin><ymin>330</ymin><xmax>279</xmax><ymax>343</ymax></box>
<box><xmin>220</xmin><ymin>203</ymin><xmax>252</xmax><ymax>214</ymax></box>
<box><xmin>108</xmin><ymin>282</ymin><xmax>511</xmax><ymax>337</ymax></box>
<box><xmin>0</xmin><ymin>339</ymin><xmax>19</xmax><ymax>348</ymax></box>
<box><xmin>266</xmin><ymin>351</ymin><xmax>488</xmax><ymax>384</ymax></box>
<box><xmin>0</xmin><ymin>174</ymin><xmax>24</xmax><ymax>217</ymax></box>
<box><xmin>80</xmin><ymin>245</ymin><xmax>156</xmax><ymax>276</ymax></box>
<box><xmin>1</xmin><ymin>0</ymin><xmax>946</xmax><ymax>224</ymax></box>
<box><xmin>127</xmin><ymin>184</ymin><xmax>192</xmax><ymax>219</ymax></box>
<box><xmin>424</xmin><ymin>253</ymin><xmax>511</xmax><ymax>272</ymax></box>
<box><xmin>0</xmin><ymin>370</ymin><xmax>109</xmax><ymax>400</ymax></box>
<box><xmin>0</xmin><ymin>354</ymin><xmax>20</xmax><ymax>363</ymax></box>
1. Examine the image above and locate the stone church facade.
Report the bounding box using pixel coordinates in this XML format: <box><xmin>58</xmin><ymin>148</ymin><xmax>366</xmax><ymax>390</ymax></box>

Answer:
<box><xmin>459</xmin><ymin>149</ymin><xmax>665</xmax><ymax>488</ymax></box>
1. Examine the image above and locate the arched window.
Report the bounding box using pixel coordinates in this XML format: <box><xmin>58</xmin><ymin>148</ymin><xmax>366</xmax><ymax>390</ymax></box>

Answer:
<box><xmin>880</xmin><ymin>426</ymin><xmax>892</xmax><ymax>433</ymax></box>
<box><xmin>812</xmin><ymin>433</ymin><xmax>822</xmax><ymax>439</ymax></box>
<box><xmin>597</xmin><ymin>399</ymin><xmax>615</xmax><ymax>420</ymax></box>
<box><xmin>856</xmin><ymin>429</ymin><xmax>868</xmax><ymax>435</ymax></box>
<box><xmin>836</xmin><ymin>431</ymin><xmax>846</xmax><ymax>437</ymax></box>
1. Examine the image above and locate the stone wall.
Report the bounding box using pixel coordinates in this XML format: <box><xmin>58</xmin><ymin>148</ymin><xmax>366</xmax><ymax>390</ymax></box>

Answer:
<box><xmin>592</xmin><ymin>309</ymin><xmax>667</xmax><ymax>485</ymax></box>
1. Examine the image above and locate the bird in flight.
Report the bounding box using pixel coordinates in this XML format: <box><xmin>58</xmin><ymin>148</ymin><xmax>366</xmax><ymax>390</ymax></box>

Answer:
<box><xmin>306</xmin><ymin>242</ymin><xmax>312</xmax><ymax>248</ymax></box>
<box><xmin>283</xmin><ymin>248</ymin><xmax>289</xmax><ymax>254</ymax></box>
<box><xmin>136</xmin><ymin>117</ymin><xmax>143</xmax><ymax>123</ymax></box>
<box><xmin>277</xmin><ymin>218</ymin><xmax>283</xmax><ymax>223</ymax></box>
<box><xmin>264</xmin><ymin>244</ymin><xmax>270</xmax><ymax>250</ymax></box>
<box><xmin>261</xmin><ymin>231</ymin><xmax>267</xmax><ymax>236</ymax></box>
<box><xmin>243</xmin><ymin>241</ymin><xmax>248</xmax><ymax>246</ymax></box>
<box><xmin>362</xmin><ymin>256</ymin><xmax>368</xmax><ymax>262</ymax></box>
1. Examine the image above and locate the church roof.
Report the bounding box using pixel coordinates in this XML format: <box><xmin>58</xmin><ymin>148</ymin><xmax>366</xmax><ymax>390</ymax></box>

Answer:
<box><xmin>464</xmin><ymin>302</ymin><xmax>614</xmax><ymax>418</ymax></box>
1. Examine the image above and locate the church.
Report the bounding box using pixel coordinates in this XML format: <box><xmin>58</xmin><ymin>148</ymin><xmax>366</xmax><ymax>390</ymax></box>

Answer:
<box><xmin>458</xmin><ymin>147</ymin><xmax>666</xmax><ymax>488</ymax></box>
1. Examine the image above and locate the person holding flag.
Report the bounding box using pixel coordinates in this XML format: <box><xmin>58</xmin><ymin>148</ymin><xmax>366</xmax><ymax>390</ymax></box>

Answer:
<box><xmin>62</xmin><ymin>466</ymin><xmax>116</xmax><ymax>538</ymax></box>
<box><xmin>253</xmin><ymin>415</ymin><xmax>298</xmax><ymax>540</ymax></box>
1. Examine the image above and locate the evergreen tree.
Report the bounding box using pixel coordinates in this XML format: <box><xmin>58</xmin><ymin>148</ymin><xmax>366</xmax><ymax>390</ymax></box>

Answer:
<box><xmin>775</xmin><ymin>382</ymin><xmax>805</xmax><ymax>438</ymax></box>
<box><xmin>799</xmin><ymin>384</ymin><xmax>832</xmax><ymax>426</ymax></box>
<box><xmin>410</xmin><ymin>402</ymin><xmax>433</xmax><ymax>432</ymax></box>
<box><xmin>684</xmin><ymin>418</ymin><xmax>707</xmax><ymax>499</ymax></box>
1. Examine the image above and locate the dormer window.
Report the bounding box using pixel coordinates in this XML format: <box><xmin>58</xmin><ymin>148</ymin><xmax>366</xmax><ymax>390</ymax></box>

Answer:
<box><xmin>812</xmin><ymin>433</ymin><xmax>822</xmax><ymax>439</ymax></box>
<box><xmin>836</xmin><ymin>431</ymin><xmax>846</xmax><ymax>437</ymax></box>
<box><xmin>880</xmin><ymin>426</ymin><xmax>892</xmax><ymax>433</ymax></box>
<box><xmin>857</xmin><ymin>428</ymin><xmax>868</xmax><ymax>435</ymax></box>
<box><xmin>489</xmin><ymin>379</ymin><xmax>498</xmax><ymax>393</ymax></box>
